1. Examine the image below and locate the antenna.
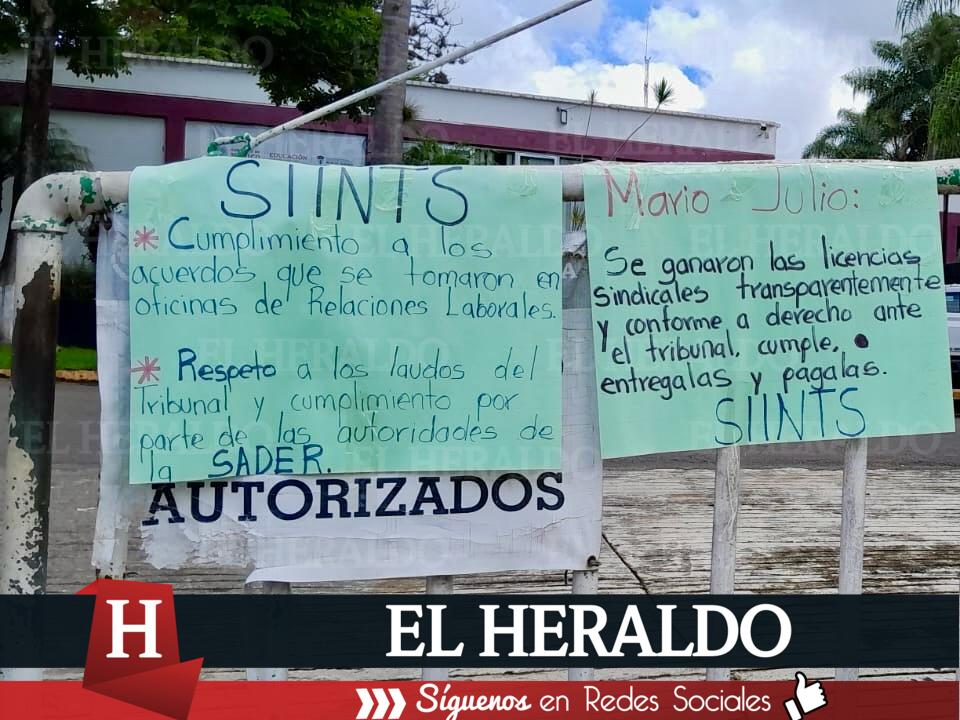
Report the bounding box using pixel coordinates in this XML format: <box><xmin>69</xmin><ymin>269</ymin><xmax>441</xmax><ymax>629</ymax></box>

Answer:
<box><xmin>643</xmin><ymin>14</ymin><xmax>651</xmax><ymax>107</ymax></box>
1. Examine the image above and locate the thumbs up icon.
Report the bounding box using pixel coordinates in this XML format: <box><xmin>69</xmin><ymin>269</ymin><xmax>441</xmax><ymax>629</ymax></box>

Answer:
<box><xmin>784</xmin><ymin>672</ymin><xmax>827</xmax><ymax>720</ymax></box>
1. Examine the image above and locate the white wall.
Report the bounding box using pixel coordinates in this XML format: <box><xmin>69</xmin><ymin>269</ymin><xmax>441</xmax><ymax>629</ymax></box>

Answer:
<box><xmin>0</xmin><ymin>111</ymin><xmax>164</xmax><ymax>266</ymax></box>
<box><xmin>0</xmin><ymin>52</ymin><xmax>276</xmax><ymax>107</ymax></box>
<box><xmin>0</xmin><ymin>52</ymin><xmax>778</xmax><ymax>159</ymax></box>
<box><xmin>184</xmin><ymin>121</ymin><xmax>366</xmax><ymax>165</ymax></box>
<box><xmin>406</xmin><ymin>83</ymin><xmax>778</xmax><ymax>156</ymax></box>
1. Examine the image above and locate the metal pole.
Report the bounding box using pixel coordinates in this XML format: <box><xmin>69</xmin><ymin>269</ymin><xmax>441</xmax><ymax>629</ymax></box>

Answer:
<box><xmin>0</xmin><ymin>228</ymin><xmax>63</xmax><ymax>597</ymax></box>
<box><xmin>422</xmin><ymin>575</ymin><xmax>453</xmax><ymax>681</ymax></box>
<box><xmin>0</xmin><ymin>172</ymin><xmax>129</xmax><ymax>602</ymax></box>
<box><xmin>0</xmin><ymin>173</ymin><xmax>128</xmax><ymax>682</ymax></box>
<box><xmin>706</xmin><ymin>445</ymin><xmax>741</xmax><ymax>681</ymax></box>
<box><xmin>235</xmin><ymin>0</ymin><xmax>594</xmax><ymax>151</ymax></box>
<box><xmin>245</xmin><ymin>581</ymin><xmax>292</xmax><ymax>681</ymax></box>
<box><xmin>836</xmin><ymin>437</ymin><xmax>868</xmax><ymax>681</ymax></box>
<box><xmin>0</xmin><ymin>229</ymin><xmax>62</xmax><ymax>682</ymax></box>
<box><xmin>568</xmin><ymin>559</ymin><xmax>600</xmax><ymax>681</ymax></box>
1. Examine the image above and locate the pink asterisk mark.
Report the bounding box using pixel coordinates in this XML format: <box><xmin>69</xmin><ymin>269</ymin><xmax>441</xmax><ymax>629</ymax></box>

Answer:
<box><xmin>131</xmin><ymin>356</ymin><xmax>161</xmax><ymax>384</ymax></box>
<box><xmin>133</xmin><ymin>226</ymin><xmax>158</xmax><ymax>250</ymax></box>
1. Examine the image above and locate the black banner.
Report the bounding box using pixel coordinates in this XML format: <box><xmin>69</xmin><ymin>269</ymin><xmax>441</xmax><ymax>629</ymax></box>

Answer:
<box><xmin>0</xmin><ymin>594</ymin><xmax>956</xmax><ymax>668</ymax></box>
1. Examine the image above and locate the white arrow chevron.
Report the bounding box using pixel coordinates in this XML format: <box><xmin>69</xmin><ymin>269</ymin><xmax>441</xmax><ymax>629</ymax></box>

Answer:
<box><xmin>356</xmin><ymin>687</ymin><xmax>405</xmax><ymax>720</ymax></box>
<box><xmin>372</xmin><ymin>689</ymin><xmax>390</xmax><ymax>720</ymax></box>
<box><xmin>356</xmin><ymin>688</ymin><xmax>375</xmax><ymax>720</ymax></box>
<box><xmin>387</xmin><ymin>688</ymin><xmax>406</xmax><ymax>720</ymax></box>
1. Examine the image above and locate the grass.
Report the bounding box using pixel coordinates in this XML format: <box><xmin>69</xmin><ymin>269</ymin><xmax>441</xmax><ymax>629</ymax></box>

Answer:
<box><xmin>0</xmin><ymin>344</ymin><xmax>97</xmax><ymax>371</ymax></box>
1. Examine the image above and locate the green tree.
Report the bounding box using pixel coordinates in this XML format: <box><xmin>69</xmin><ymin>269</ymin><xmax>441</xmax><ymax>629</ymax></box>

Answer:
<box><xmin>898</xmin><ymin>0</ymin><xmax>959</xmax><ymax>29</ymax></box>
<box><xmin>930</xmin><ymin>55</ymin><xmax>960</xmax><ymax>156</ymax></box>
<box><xmin>803</xmin><ymin>109</ymin><xmax>900</xmax><ymax>159</ymax></box>
<box><xmin>0</xmin><ymin>0</ymin><xmax>126</xmax><ymax>275</ymax></box>
<box><xmin>109</xmin><ymin>0</ymin><xmax>247</xmax><ymax>62</ymax></box>
<box><xmin>402</xmin><ymin>137</ymin><xmax>473</xmax><ymax>164</ymax></box>
<box><xmin>112</xmin><ymin>0</ymin><xmax>463</xmax><ymax>116</ymax></box>
<box><xmin>805</xmin><ymin>14</ymin><xmax>960</xmax><ymax>160</ymax></box>
<box><xmin>165</xmin><ymin>0</ymin><xmax>382</xmax><ymax>116</ymax></box>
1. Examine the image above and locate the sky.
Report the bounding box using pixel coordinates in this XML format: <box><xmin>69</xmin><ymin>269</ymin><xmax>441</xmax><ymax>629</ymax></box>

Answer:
<box><xmin>442</xmin><ymin>0</ymin><xmax>904</xmax><ymax>158</ymax></box>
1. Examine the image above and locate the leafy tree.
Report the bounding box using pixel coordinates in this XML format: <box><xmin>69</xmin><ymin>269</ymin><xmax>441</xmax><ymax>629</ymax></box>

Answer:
<box><xmin>0</xmin><ymin>0</ymin><xmax>126</xmax><ymax>275</ymax></box>
<box><xmin>805</xmin><ymin>14</ymin><xmax>960</xmax><ymax>160</ymax></box>
<box><xmin>113</xmin><ymin>0</ymin><xmax>463</xmax><ymax>115</ymax></box>
<box><xmin>109</xmin><ymin>0</ymin><xmax>247</xmax><ymax>62</ymax></box>
<box><xmin>803</xmin><ymin>109</ymin><xmax>900</xmax><ymax>159</ymax></box>
<box><xmin>402</xmin><ymin>137</ymin><xmax>473</xmax><ymax>164</ymax></box>
<box><xmin>930</xmin><ymin>55</ymin><xmax>960</xmax><ymax>156</ymax></box>
<box><xmin>158</xmin><ymin>0</ymin><xmax>382</xmax><ymax>117</ymax></box>
<box><xmin>898</xmin><ymin>0</ymin><xmax>959</xmax><ymax>29</ymax></box>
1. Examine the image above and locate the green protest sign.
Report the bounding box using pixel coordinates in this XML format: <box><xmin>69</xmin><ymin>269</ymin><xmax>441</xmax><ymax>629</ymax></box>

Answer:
<box><xmin>583</xmin><ymin>163</ymin><xmax>954</xmax><ymax>457</ymax></box>
<box><xmin>128</xmin><ymin>157</ymin><xmax>561</xmax><ymax>484</ymax></box>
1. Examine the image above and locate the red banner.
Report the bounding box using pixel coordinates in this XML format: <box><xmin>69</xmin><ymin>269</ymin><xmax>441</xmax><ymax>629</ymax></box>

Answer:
<box><xmin>2</xmin><ymin>680</ymin><xmax>955</xmax><ymax>720</ymax></box>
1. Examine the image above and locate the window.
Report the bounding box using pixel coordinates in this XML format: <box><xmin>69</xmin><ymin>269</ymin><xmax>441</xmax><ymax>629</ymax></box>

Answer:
<box><xmin>947</xmin><ymin>292</ymin><xmax>960</xmax><ymax>314</ymax></box>
<box><xmin>517</xmin><ymin>153</ymin><xmax>558</xmax><ymax>165</ymax></box>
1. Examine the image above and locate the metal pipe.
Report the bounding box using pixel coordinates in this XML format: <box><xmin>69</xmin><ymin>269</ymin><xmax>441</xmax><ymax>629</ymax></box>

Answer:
<box><xmin>1</xmin><ymin>172</ymin><xmax>129</xmax><ymax>598</ymax></box>
<box><xmin>12</xmin><ymin>171</ymin><xmax>130</xmax><ymax>234</ymax></box>
<box><xmin>0</xmin><ymin>228</ymin><xmax>61</xmax><ymax>596</ymax></box>
<box><xmin>218</xmin><ymin>0</ymin><xmax>595</xmax><ymax>152</ymax></box>
<box><xmin>836</xmin><ymin>437</ymin><xmax>868</xmax><ymax>681</ymax></box>
<box><xmin>706</xmin><ymin>445</ymin><xmax>741</xmax><ymax>682</ymax></box>
<box><xmin>568</xmin><ymin>559</ymin><xmax>601</xmax><ymax>681</ymax></box>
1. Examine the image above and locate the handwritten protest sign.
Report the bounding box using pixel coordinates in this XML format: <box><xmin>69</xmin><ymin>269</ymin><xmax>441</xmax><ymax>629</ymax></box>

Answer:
<box><xmin>584</xmin><ymin>163</ymin><xmax>954</xmax><ymax>457</ymax></box>
<box><xmin>127</xmin><ymin>157</ymin><xmax>561</xmax><ymax>484</ymax></box>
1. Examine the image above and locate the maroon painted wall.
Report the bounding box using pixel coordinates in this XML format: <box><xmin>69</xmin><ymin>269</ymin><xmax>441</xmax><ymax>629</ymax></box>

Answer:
<box><xmin>0</xmin><ymin>81</ymin><xmax>775</xmax><ymax>165</ymax></box>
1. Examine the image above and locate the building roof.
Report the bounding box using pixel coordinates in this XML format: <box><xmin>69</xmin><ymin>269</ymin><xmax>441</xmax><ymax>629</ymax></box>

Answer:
<box><xmin>120</xmin><ymin>51</ymin><xmax>779</xmax><ymax>129</ymax></box>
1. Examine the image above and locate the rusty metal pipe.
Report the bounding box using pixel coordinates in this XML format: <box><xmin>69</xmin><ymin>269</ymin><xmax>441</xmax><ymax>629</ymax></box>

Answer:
<box><xmin>1</xmin><ymin>171</ymin><xmax>129</xmax><ymax>598</ymax></box>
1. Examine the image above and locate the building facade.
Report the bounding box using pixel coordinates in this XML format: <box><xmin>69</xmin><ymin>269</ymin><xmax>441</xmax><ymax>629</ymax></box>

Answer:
<box><xmin>0</xmin><ymin>52</ymin><xmax>780</xmax><ymax>263</ymax></box>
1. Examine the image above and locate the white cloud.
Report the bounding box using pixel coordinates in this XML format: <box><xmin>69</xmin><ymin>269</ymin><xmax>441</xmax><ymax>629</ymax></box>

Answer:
<box><xmin>444</xmin><ymin>0</ymin><xmax>901</xmax><ymax>158</ymax></box>
<box><xmin>446</xmin><ymin>0</ymin><xmax>608</xmax><ymax>92</ymax></box>
<box><xmin>731</xmin><ymin>48</ymin><xmax>765</xmax><ymax>75</ymax></box>
<box><xmin>530</xmin><ymin>60</ymin><xmax>706</xmax><ymax>111</ymax></box>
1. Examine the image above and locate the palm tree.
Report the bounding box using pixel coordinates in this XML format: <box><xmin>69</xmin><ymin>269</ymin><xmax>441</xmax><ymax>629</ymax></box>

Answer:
<box><xmin>0</xmin><ymin>108</ymin><xmax>90</xmax><ymax>214</ymax></box>
<box><xmin>610</xmin><ymin>78</ymin><xmax>676</xmax><ymax>159</ymax></box>
<box><xmin>803</xmin><ymin>109</ymin><xmax>900</xmax><ymax>159</ymax></box>
<box><xmin>930</xmin><ymin>55</ymin><xmax>960</xmax><ymax>156</ymax></box>
<box><xmin>652</xmin><ymin>78</ymin><xmax>675</xmax><ymax>107</ymax></box>
<box><xmin>898</xmin><ymin>0</ymin><xmax>959</xmax><ymax>30</ymax></box>
<box><xmin>806</xmin><ymin>14</ymin><xmax>960</xmax><ymax>159</ymax></box>
<box><xmin>368</xmin><ymin>0</ymin><xmax>412</xmax><ymax>164</ymax></box>
<box><xmin>402</xmin><ymin>137</ymin><xmax>473</xmax><ymax>164</ymax></box>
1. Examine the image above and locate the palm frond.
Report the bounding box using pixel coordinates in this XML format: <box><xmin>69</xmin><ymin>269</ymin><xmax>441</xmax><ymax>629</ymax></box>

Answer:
<box><xmin>653</xmin><ymin>78</ymin><xmax>675</xmax><ymax>106</ymax></box>
<box><xmin>802</xmin><ymin>109</ymin><xmax>893</xmax><ymax>160</ymax></box>
<box><xmin>897</xmin><ymin>0</ymin><xmax>959</xmax><ymax>31</ymax></box>
<box><xmin>929</xmin><ymin>55</ymin><xmax>960</xmax><ymax>157</ymax></box>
